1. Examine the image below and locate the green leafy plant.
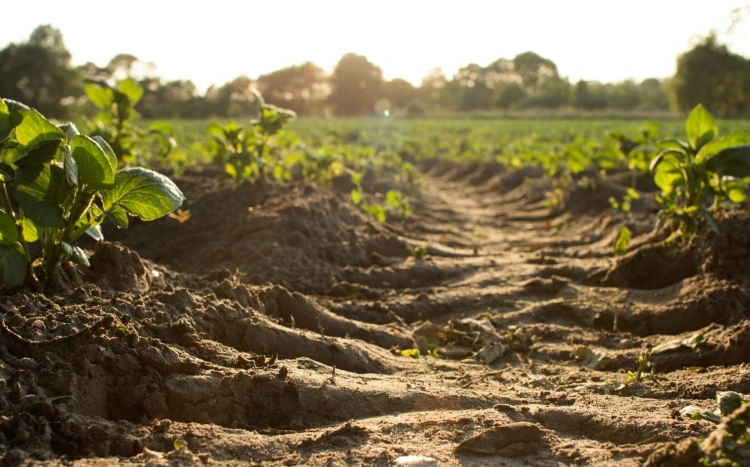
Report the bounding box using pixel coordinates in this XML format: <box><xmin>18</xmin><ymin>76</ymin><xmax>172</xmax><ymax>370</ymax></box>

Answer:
<box><xmin>410</xmin><ymin>245</ymin><xmax>428</xmax><ymax>260</ymax></box>
<box><xmin>650</xmin><ymin>104</ymin><xmax>750</xmax><ymax>240</ymax></box>
<box><xmin>82</xmin><ymin>78</ymin><xmax>176</xmax><ymax>166</ymax></box>
<box><xmin>0</xmin><ymin>98</ymin><xmax>184</xmax><ymax>285</ymax></box>
<box><xmin>608</xmin><ymin>188</ymin><xmax>641</xmax><ymax>212</ymax></box>
<box><xmin>208</xmin><ymin>90</ymin><xmax>296</xmax><ymax>183</ymax></box>
<box><xmin>613</xmin><ymin>226</ymin><xmax>632</xmax><ymax>255</ymax></box>
<box><xmin>627</xmin><ymin>349</ymin><xmax>653</xmax><ymax>383</ymax></box>
<box><xmin>385</xmin><ymin>189</ymin><xmax>413</xmax><ymax>221</ymax></box>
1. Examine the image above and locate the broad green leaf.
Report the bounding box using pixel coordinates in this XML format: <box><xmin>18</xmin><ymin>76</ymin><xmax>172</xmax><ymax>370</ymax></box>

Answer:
<box><xmin>86</xmin><ymin>224</ymin><xmax>104</xmax><ymax>241</ymax></box>
<box><xmin>14</xmin><ymin>138</ymin><xmax>63</xmax><ymax>168</ymax></box>
<box><xmin>705</xmin><ymin>145</ymin><xmax>750</xmax><ymax>178</ymax></box>
<box><xmin>90</xmin><ymin>136</ymin><xmax>118</xmax><ymax>174</ymax></box>
<box><xmin>84</xmin><ymin>81</ymin><xmax>115</xmax><ymax>109</ymax></box>
<box><xmin>696</xmin><ymin>133</ymin><xmax>750</xmax><ymax>163</ymax></box>
<box><xmin>22</xmin><ymin>218</ymin><xmax>38</xmax><ymax>243</ymax></box>
<box><xmin>58</xmin><ymin>122</ymin><xmax>80</xmax><ymax>142</ymax></box>
<box><xmin>0</xmin><ymin>243</ymin><xmax>27</xmax><ymax>285</ymax></box>
<box><xmin>150</xmin><ymin>131</ymin><xmax>177</xmax><ymax>154</ymax></box>
<box><xmin>207</xmin><ymin>123</ymin><xmax>227</xmax><ymax>139</ymax></box>
<box><xmin>0</xmin><ymin>163</ymin><xmax>14</xmax><ymax>180</ymax></box>
<box><xmin>114</xmin><ymin>91</ymin><xmax>136</xmax><ymax>121</ymax></box>
<box><xmin>350</xmin><ymin>189</ymin><xmax>362</xmax><ymax>205</ymax></box>
<box><xmin>14</xmin><ymin>109</ymin><xmax>65</xmax><ymax>149</ymax></box>
<box><xmin>63</xmin><ymin>147</ymin><xmax>78</xmax><ymax>186</ymax></box>
<box><xmin>723</xmin><ymin>179</ymin><xmax>747</xmax><ymax>203</ymax></box>
<box><xmin>657</xmin><ymin>138</ymin><xmax>690</xmax><ymax>153</ymax></box>
<box><xmin>367</xmin><ymin>204</ymin><xmax>386</xmax><ymax>223</ymax></box>
<box><xmin>69</xmin><ymin>135</ymin><xmax>115</xmax><ymax>187</ymax></box>
<box><xmin>14</xmin><ymin>165</ymin><xmax>68</xmax><ymax>228</ymax></box>
<box><xmin>117</xmin><ymin>78</ymin><xmax>144</xmax><ymax>105</ymax></box>
<box><xmin>224</xmin><ymin>163</ymin><xmax>237</xmax><ymax>180</ymax></box>
<box><xmin>0</xmin><ymin>99</ymin><xmax>9</xmax><ymax>142</ymax></box>
<box><xmin>105</xmin><ymin>204</ymin><xmax>129</xmax><ymax>228</ymax></box>
<box><xmin>0</xmin><ymin>209</ymin><xmax>17</xmax><ymax>244</ymax></box>
<box><xmin>2</xmin><ymin>99</ymin><xmax>30</xmax><ymax>113</ymax></box>
<box><xmin>653</xmin><ymin>153</ymin><xmax>684</xmax><ymax>194</ymax></box>
<box><xmin>686</xmin><ymin>104</ymin><xmax>717</xmax><ymax>150</ymax></box>
<box><xmin>149</xmin><ymin>121</ymin><xmax>174</xmax><ymax>136</ymax></box>
<box><xmin>0</xmin><ymin>99</ymin><xmax>28</xmax><ymax>142</ymax></box>
<box><xmin>386</xmin><ymin>190</ymin><xmax>401</xmax><ymax>207</ymax></box>
<box><xmin>613</xmin><ymin>226</ymin><xmax>632</xmax><ymax>255</ymax></box>
<box><xmin>101</xmin><ymin>167</ymin><xmax>184</xmax><ymax>221</ymax></box>
<box><xmin>61</xmin><ymin>241</ymin><xmax>90</xmax><ymax>267</ymax></box>
<box><xmin>626</xmin><ymin>188</ymin><xmax>640</xmax><ymax>200</ymax></box>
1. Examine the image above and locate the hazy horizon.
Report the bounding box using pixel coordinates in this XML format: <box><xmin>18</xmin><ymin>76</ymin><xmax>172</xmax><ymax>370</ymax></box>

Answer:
<box><xmin>3</xmin><ymin>0</ymin><xmax>750</xmax><ymax>92</ymax></box>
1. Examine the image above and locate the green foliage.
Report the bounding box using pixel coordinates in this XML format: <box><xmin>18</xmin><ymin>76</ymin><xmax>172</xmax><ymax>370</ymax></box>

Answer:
<box><xmin>0</xmin><ymin>26</ymin><xmax>79</xmax><ymax>118</ymax></box>
<box><xmin>626</xmin><ymin>349</ymin><xmax>653</xmax><ymax>383</ymax></box>
<box><xmin>0</xmin><ymin>98</ymin><xmax>184</xmax><ymax>285</ymax></box>
<box><xmin>650</xmin><ymin>104</ymin><xmax>750</xmax><ymax>240</ymax></box>
<box><xmin>385</xmin><ymin>189</ymin><xmax>412</xmax><ymax>221</ymax></box>
<box><xmin>208</xmin><ymin>90</ymin><xmax>297</xmax><ymax>183</ymax></box>
<box><xmin>613</xmin><ymin>227</ymin><xmax>632</xmax><ymax>255</ymax></box>
<box><xmin>671</xmin><ymin>34</ymin><xmax>750</xmax><ymax>117</ymax></box>
<box><xmin>411</xmin><ymin>246</ymin><xmax>428</xmax><ymax>260</ymax></box>
<box><xmin>81</xmin><ymin>79</ymin><xmax>176</xmax><ymax>166</ymax></box>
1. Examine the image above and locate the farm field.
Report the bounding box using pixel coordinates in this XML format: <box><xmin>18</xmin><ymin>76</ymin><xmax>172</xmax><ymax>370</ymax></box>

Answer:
<box><xmin>2</xmin><ymin>99</ymin><xmax>750</xmax><ymax>467</ymax></box>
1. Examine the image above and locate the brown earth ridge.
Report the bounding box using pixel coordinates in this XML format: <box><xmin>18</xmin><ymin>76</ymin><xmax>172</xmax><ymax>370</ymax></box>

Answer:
<box><xmin>1</xmin><ymin>161</ymin><xmax>749</xmax><ymax>466</ymax></box>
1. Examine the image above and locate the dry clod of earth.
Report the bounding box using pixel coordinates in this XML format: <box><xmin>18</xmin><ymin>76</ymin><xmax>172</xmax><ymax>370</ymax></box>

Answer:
<box><xmin>1</xmin><ymin>162</ymin><xmax>750</xmax><ymax>465</ymax></box>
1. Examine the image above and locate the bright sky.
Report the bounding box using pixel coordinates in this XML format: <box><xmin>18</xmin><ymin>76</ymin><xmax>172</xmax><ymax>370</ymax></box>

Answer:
<box><xmin>3</xmin><ymin>1</ymin><xmax>750</xmax><ymax>92</ymax></box>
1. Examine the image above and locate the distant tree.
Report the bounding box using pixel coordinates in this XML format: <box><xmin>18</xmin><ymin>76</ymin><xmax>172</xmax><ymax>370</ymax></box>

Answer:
<box><xmin>0</xmin><ymin>25</ymin><xmax>79</xmax><ymax>117</ymax></box>
<box><xmin>483</xmin><ymin>58</ymin><xmax>518</xmax><ymax>89</ymax></box>
<box><xmin>453</xmin><ymin>63</ymin><xmax>493</xmax><ymax>110</ymax></box>
<box><xmin>574</xmin><ymin>80</ymin><xmax>605</xmax><ymax>110</ymax></box>
<box><xmin>417</xmin><ymin>68</ymin><xmax>454</xmax><ymax>111</ymax></box>
<box><xmin>329</xmin><ymin>53</ymin><xmax>384</xmax><ymax>116</ymax></box>
<box><xmin>671</xmin><ymin>34</ymin><xmax>749</xmax><ymax>116</ymax></box>
<box><xmin>206</xmin><ymin>75</ymin><xmax>257</xmax><ymax>117</ymax></box>
<box><xmin>638</xmin><ymin>78</ymin><xmax>670</xmax><ymax>111</ymax></box>
<box><xmin>519</xmin><ymin>76</ymin><xmax>572</xmax><ymax>109</ymax></box>
<box><xmin>255</xmin><ymin>62</ymin><xmax>329</xmax><ymax>115</ymax></box>
<box><xmin>512</xmin><ymin>51</ymin><xmax>558</xmax><ymax>92</ymax></box>
<box><xmin>604</xmin><ymin>80</ymin><xmax>641</xmax><ymax>110</ymax></box>
<box><xmin>496</xmin><ymin>82</ymin><xmax>526</xmax><ymax>109</ymax></box>
<box><xmin>382</xmin><ymin>78</ymin><xmax>416</xmax><ymax>110</ymax></box>
<box><xmin>138</xmin><ymin>79</ymin><xmax>202</xmax><ymax>118</ymax></box>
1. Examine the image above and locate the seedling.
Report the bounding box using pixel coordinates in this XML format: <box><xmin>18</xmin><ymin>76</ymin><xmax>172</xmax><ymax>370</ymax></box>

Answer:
<box><xmin>627</xmin><ymin>349</ymin><xmax>652</xmax><ymax>383</ymax></box>
<box><xmin>650</xmin><ymin>104</ymin><xmax>750</xmax><ymax>240</ymax></box>
<box><xmin>82</xmin><ymin>79</ymin><xmax>176</xmax><ymax>166</ymax></box>
<box><xmin>608</xmin><ymin>188</ymin><xmax>641</xmax><ymax>212</ymax></box>
<box><xmin>411</xmin><ymin>245</ymin><xmax>428</xmax><ymax>260</ymax></box>
<box><xmin>208</xmin><ymin>90</ymin><xmax>296</xmax><ymax>183</ymax></box>
<box><xmin>385</xmin><ymin>189</ymin><xmax>413</xmax><ymax>222</ymax></box>
<box><xmin>0</xmin><ymin>98</ymin><xmax>184</xmax><ymax>285</ymax></box>
<box><xmin>613</xmin><ymin>226</ymin><xmax>632</xmax><ymax>255</ymax></box>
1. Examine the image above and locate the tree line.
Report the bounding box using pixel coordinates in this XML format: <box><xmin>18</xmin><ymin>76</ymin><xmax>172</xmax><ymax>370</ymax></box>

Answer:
<box><xmin>1</xmin><ymin>25</ymin><xmax>748</xmax><ymax>118</ymax></box>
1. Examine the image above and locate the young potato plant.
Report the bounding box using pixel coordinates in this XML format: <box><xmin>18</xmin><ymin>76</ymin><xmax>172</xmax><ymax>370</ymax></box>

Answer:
<box><xmin>606</xmin><ymin>123</ymin><xmax>660</xmax><ymax>175</ymax></box>
<box><xmin>650</xmin><ymin>104</ymin><xmax>750</xmax><ymax>240</ymax></box>
<box><xmin>0</xmin><ymin>98</ymin><xmax>184</xmax><ymax>285</ymax></box>
<box><xmin>208</xmin><ymin>90</ymin><xmax>297</xmax><ymax>183</ymax></box>
<box><xmin>82</xmin><ymin>78</ymin><xmax>176</xmax><ymax>166</ymax></box>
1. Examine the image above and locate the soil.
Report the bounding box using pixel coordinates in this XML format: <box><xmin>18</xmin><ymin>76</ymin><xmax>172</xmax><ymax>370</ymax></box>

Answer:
<box><xmin>1</xmin><ymin>162</ymin><xmax>749</xmax><ymax>466</ymax></box>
